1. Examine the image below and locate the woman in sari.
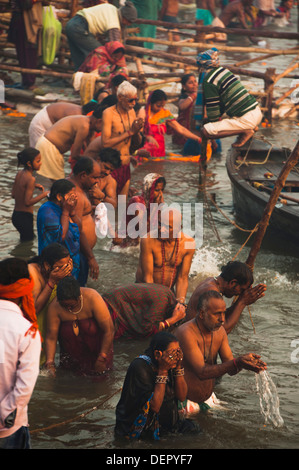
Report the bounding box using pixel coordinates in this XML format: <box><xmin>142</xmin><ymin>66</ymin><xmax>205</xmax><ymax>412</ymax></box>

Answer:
<box><xmin>113</xmin><ymin>172</ymin><xmax>166</xmax><ymax>247</ymax></box>
<box><xmin>102</xmin><ymin>283</ymin><xmax>186</xmax><ymax>340</ymax></box>
<box><xmin>172</xmin><ymin>73</ymin><xmax>198</xmax><ymax>151</ymax></box>
<box><xmin>138</xmin><ymin>90</ymin><xmax>201</xmax><ymax>157</ymax></box>
<box><xmin>115</xmin><ymin>331</ymin><xmax>200</xmax><ymax>440</ymax></box>
<box><xmin>45</xmin><ymin>276</ymin><xmax>114</xmax><ymax>376</ymax></box>
<box><xmin>28</xmin><ymin>243</ymin><xmax>73</xmax><ymax>366</ymax></box>
<box><xmin>79</xmin><ymin>41</ymin><xmax>128</xmax><ymax>80</ymax></box>
<box><xmin>36</xmin><ymin>179</ymin><xmax>81</xmax><ymax>280</ymax></box>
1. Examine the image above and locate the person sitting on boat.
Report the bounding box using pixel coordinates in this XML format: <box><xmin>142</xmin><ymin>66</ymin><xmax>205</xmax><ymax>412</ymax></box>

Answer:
<box><xmin>197</xmin><ymin>48</ymin><xmax>263</xmax><ymax>148</ymax></box>
<box><xmin>175</xmin><ymin>290</ymin><xmax>267</xmax><ymax>412</ymax></box>
<box><xmin>135</xmin><ymin>206</ymin><xmax>195</xmax><ymax>305</ymax></box>
<box><xmin>44</xmin><ymin>276</ymin><xmax>114</xmax><ymax>377</ymax></box>
<box><xmin>185</xmin><ymin>260</ymin><xmax>266</xmax><ymax>333</ymax></box>
<box><xmin>137</xmin><ymin>90</ymin><xmax>202</xmax><ymax>158</ymax></box>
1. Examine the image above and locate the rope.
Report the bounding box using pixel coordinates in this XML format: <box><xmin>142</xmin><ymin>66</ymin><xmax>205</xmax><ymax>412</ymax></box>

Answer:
<box><xmin>30</xmin><ymin>387</ymin><xmax>122</xmax><ymax>435</ymax></box>
<box><xmin>203</xmin><ymin>190</ymin><xmax>259</xmax><ymax>334</ymax></box>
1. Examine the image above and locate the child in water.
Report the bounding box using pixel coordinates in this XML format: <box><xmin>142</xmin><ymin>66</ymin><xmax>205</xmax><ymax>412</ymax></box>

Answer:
<box><xmin>12</xmin><ymin>148</ymin><xmax>49</xmax><ymax>242</ymax></box>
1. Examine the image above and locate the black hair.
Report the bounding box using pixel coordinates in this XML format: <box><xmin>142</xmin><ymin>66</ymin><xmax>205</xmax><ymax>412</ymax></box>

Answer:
<box><xmin>144</xmin><ymin>331</ymin><xmax>178</xmax><ymax>365</ymax></box>
<box><xmin>220</xmin><ymin>261</ymin><xmax>254</xmax><ymax>285</ymax></box>
<box><xmin>197</xmin><ymin>290</ymin><xmax>223</xmax><ymax>312</ymax></box>
<box><xmin>82</xmin><ymin>100</ymin><xmax>99</xmax><ymax>115</ymax></box>
<box><xmin>112</xmin><ymin>47</ymin><xmax>125</xmax><ymax>56</ymax></box>
<box><xmin>150</xmin><ymin>89</ymin><xmax>167</xmax><ymax>104</ymax></box>
<box><xmin>155</xmin><ymin>176</ymin><xmax>166</xmax><ymax>189</ymax></box>
<box><xmin>98</xmin><ymin>147</ymin><xmax>121</xmax><ymax>169</ymax></box>
<box><xmin>49</xmin><ymin>179</ymin><xmax>75</xmax><ymax>202</ymax></box>
<box><xmin>0</xmin><ymin>257</ymin><xmax>30</xmax><ymax>285</ymax></box>
<box><xmin>110</xmin><ymin>74</ymin><xmax>127</xmax><ymax>88</ymax></box>
<box><xmin>41</xmin><ymin>243</ymin><xmax>69</xmax><ymax>267</ymax></box>
<box><xmin>28</xmin><ymin>242</ymin><xmax>70</xmax><ymax>268</ymax></box>
<box><xmin>57</xmin><ymin>276</ymin><xmax>80</xmax><ymax>302</ymax></box>
<box><xmin>73</xmin><ymin>156</ymin><xmax>95</xmax><ymax>176</ymax></box>
<box><xmin>181</xmin><ymin>73</ymin><xmax>196</xmax><ymax>87</ymax></box>
<box><xmin>101</xmin><ymin>94</ymin><xmax>117</xmax><ymax>109</ymax></box>
<box><xmin>92</xmin><ymin>104</ymin><xmax>105</xmax><ymax>119</ymax></box>
<box><xmin>17</xmin><ymin>148</ymin><xmax>40</xmax><ymax>168</ymax></box>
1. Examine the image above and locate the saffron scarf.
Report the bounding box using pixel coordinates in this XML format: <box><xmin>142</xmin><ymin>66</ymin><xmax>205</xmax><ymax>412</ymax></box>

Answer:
<box><xmin>0</xmin><ymin>277</ymin><xmax>40</xmax><ymax>338</ymax></box>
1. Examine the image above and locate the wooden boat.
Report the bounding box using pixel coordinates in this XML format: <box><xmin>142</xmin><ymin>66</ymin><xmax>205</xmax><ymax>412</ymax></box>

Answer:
<box><xmin>226</xmin><ymin>138</ymin><xmax>299</xmax><ymax>244</ymax></box>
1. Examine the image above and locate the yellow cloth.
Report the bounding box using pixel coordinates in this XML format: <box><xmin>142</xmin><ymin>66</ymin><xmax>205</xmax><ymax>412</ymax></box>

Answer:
<box><xmin>78</xmin><ymin>3</ymin><xmax>120</xmax><ymax>37</ymax></box>
<box><xmin>80</xmin><ymin>72</ymin><xmax>98</xmax><ymax>105</ymax></box>
<box><xmin>36</xmin><ymin>135</ymin><xmax>65</xmax><ymax>180</ymax></box>
<box><xmin>38</xmin><ymin>286</ymin><xmax>57</xmax><ymax>366</ymax></box>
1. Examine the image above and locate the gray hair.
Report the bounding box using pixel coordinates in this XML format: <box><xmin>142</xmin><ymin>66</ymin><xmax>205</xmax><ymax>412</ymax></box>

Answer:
<box><xmin>197</xmin><ymin>290</ymin><xmax>223</xmax><ymax>312</ymax></box>
<box><xmin>117</xmin><ymin>81</ymin><xmax>137</xmax><ymax>97</ymax></box>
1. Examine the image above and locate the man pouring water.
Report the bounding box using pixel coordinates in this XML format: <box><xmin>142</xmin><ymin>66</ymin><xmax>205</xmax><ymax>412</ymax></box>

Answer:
<box><xmin>175</xmin><ymin>291</ymin><xmax>267</xmax><ymax>410</ymax></box>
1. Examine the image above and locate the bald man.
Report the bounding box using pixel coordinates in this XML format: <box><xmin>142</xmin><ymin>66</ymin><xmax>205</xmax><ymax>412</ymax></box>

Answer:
<box><xmin>136</xmin><ymin>207</ymin><xmax>195</xmax><ymax>303</ymax></box>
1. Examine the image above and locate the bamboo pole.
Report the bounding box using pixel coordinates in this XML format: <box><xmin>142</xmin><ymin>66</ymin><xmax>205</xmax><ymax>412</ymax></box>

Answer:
<box><xmin>246</xmin><ymin>140</ymin><xmax>299</xmax><ymax>270</ymax></box>
<box><xmin>126</xmin><ymin>36</ymin><xmax>299</xmax><ymax>56</ymax></box>
<box><xmin>0</xmin><ymin>63</ymin><xmax>74</xmax><ymax>79</ymax></box>
<box><xmin>275</xmin><ymin>82</ymin><xmax>299</xmax><ymax>105</ymax></box>
<box><xmin>133</xmin><ymin>18</ymin><xmax>299</xmax><ymax>41</ymax></box>
<box><xmin>274</xmin><ymin>62</ymin><xmax>299</xmax><ymax>84</ymax></box>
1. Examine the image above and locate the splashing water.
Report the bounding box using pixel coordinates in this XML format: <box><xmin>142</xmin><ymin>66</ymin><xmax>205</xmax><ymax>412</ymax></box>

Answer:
<box><xmin>255</xmin><ymin>371</ymin><xmax>284</xmax><ymax>428</ymax></box>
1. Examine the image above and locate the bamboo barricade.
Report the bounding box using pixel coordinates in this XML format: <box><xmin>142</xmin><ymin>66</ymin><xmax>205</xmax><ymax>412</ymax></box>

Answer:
<box><xmin>0</xmin><ymin>5</ymin><xmax>299</xmax><ymax>119</ymax></box>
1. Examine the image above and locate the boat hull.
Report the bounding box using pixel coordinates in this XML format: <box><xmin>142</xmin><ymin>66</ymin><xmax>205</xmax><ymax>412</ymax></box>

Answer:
<box><xmin>226</xmin><ymin>142</ymin><xmax>299</xmax><ymax>244</ymax></box>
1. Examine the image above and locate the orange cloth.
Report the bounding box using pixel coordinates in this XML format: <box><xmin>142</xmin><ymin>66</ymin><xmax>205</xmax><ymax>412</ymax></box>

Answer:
<box><xmin>0</xmin><ymin>277</ymin><xmax>40</xmax><ymax>339</ymax></box>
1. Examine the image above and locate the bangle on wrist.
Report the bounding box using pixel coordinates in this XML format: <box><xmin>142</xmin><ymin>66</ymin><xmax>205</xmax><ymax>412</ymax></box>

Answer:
<box><xmin>233</xmin><ymin>358</ymin><xmax>240</xmax><ymax>372</ymax></box>
<box><xmin>164</xmin><ymin>319</ymin><xmax>170</xmax><ymax>329</ymax></box>
<box><xmin>155</xmin><ymin>375</ymin><xmax>168</xmax><ymax>384</ymax></box>
<box><xmin>47</xmin><ymin>282</ymin><xmax>55</xmax><ymax>290</ymax></box>
<box><xmin>174</xmin><ymin>367</ymin><xmax>184</xmax><ymax>377</ymax></box>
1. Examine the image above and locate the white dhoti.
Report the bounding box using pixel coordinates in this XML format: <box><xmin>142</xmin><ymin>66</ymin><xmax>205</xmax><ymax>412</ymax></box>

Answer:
<box><xmin>204</xmin><ymin>106</ymin><xmax>263</xmax><ymax>136</ymax></box>
<box><xmin>211</xmin><ymin>17</ymin><xmax>227</xmax><ymax>41</ymax></box>
<box><xmin>28</xmin><ymin>105</ymin><xmax>53</xmax><ymax>147</ymax></box>
<box><xmin>36</xmin><ymin>135</ymin><xmax>65</xmax><ymax>181</ymax></box>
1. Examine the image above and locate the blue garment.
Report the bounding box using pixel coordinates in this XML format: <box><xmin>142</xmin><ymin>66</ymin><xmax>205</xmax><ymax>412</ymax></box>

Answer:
<box><xmin>37</xmin><ymin>201</ymin><xmax>80</xmax><ymax>279</ymax></box>
<box><xmin>0</xmin><ymin>426</ymin><xmax>31</xmax><ymax>449</ymax></box>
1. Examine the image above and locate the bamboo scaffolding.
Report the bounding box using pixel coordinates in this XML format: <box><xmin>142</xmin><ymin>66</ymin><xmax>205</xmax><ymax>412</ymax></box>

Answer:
<box><xmin>0</xmin><ymin>3</ymin><xmax>298</xmax><ymax>120</ymax></box>
<box><xmin>133</xmin><ymin>18</ymin><xmax>299</xmax><ymax>41</ymax></box>
<box><xmin>126</xmin><ymin>36</ymin><xmax>299</xmax><ymax>56</ymax></box>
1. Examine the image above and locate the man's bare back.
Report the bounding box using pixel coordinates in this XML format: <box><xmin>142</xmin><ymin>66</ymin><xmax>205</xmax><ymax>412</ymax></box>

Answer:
<box><xmin>186</xmin><ymin>276</ymin><xmax>219</xmax><ymax>321</ymax></box>
<box><xmin>45</xmin><ymin>115</ymin><xmax>93</xmax><ymax>156</ymax></box>
<box><xmin>47</xmin><ymin>102</ymin><xmax>82</xmax><ymax>125</ymax></box>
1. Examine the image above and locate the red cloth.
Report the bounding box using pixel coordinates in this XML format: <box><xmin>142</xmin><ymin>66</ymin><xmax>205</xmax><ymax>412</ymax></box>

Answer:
<box><xmin>0</xmin><ymin>277</ymin><xmax>40</xmax><ymax>338</ymax></box>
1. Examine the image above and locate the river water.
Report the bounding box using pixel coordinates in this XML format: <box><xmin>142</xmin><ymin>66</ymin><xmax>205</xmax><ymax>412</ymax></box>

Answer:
<box><xmin>0</xmin><ymin>8</ymin><xmax>299</xmax><ymax>452</ymax></box>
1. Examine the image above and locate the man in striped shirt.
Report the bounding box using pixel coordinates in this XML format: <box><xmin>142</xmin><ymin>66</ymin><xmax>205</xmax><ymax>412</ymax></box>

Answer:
<box><xmin>197</xmin><ymin>48</ymin><xmax>262</xmax><ymax>148</ymax></box>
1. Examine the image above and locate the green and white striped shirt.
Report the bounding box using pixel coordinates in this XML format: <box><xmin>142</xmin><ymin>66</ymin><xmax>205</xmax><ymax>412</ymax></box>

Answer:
<box><xmin>203</xmin><ymin>67</ymin><xmax>258</xmax><ymax>122</ymax></box>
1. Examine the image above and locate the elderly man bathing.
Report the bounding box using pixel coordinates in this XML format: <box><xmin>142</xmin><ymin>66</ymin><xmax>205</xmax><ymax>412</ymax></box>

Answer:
<box><xmin>101</xmin><ymin>81</ymin><xmax>143</xmax><ymax>197</ymax></box>
<box><xmin>175</xmin><ymin>290</ymin><xmax>267</xmax><ymax>406</ymax></box>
